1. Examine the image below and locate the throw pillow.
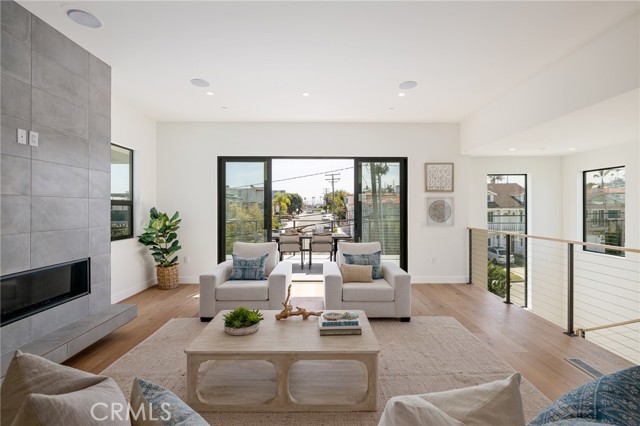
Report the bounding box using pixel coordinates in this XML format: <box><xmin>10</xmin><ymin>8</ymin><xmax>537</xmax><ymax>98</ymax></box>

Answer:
<box><xmin>228</xmin><ymin>253</ymin><xmax>268</xmax><ymax>280</ymax></box>
<box><xmin>1</xmin><ymin>350</ymin><xmax>129</xmax><ymax>426</ymax></box>
<box><xmin>378</xmin><ymin>373</ymin><xmax>525</xmax><ymax>426</ymax></box>
<box><xmin>343</xmin><ymin>251</ymin><xmax>383</xmax><ymax>279</ymax></box>
<box><xmin>130</xmin><ymin>378</ymin><xmax>208</xmax><ymax>426</ymax></box>
<box><xmin>529</xmin><ymin>365</ymin><xmax>640</xmax><ymax>426</ymax></box>
<box><xmin>340</xmin><ymin>264</ymin><xmax>374</xmax><ymax>283</ymax></box>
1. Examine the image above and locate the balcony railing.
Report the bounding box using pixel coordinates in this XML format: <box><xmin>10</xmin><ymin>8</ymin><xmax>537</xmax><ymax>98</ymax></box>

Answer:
<box><xmin>469</xmin><ymin>228</ymin><xmax>640</xmax><ymax>364</ymax></box>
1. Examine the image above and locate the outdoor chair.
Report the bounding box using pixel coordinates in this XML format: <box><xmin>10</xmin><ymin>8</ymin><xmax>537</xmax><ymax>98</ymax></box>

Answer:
<box><xmin>199</xmin><ymin>242</ymin><xmax>291</xmax><ymax>321</ymax></box>
<box><xmin>279</xmin><ymin>232</ymin><xmax>304</xmax><ymax>268</ymax></box>
<box><xmin>309</xmin><ymin>233</ymin><xmax>333</xmax><ymax>268</ymax></box>
<box><xmin>323</xmin><ymin>241</ymin><xmax>411</xmax><ymax>321</ymax></box>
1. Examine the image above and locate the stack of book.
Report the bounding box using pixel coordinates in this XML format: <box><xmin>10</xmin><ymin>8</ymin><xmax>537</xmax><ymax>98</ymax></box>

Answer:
<box><xmin>318</xmin><ymin>313</ymin><xmax>362</xmax><ymax>336</ymax></box>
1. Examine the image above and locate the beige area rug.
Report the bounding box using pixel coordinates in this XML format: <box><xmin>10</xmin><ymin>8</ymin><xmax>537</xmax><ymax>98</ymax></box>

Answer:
<box><xmin>102</xmin><ymin>317</ymin><xmax>551</xmax><ymax>425</ymax></box>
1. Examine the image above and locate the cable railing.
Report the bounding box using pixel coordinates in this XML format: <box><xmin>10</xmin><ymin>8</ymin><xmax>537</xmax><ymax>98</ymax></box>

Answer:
<box><xmin>469</xmin><ymin>228</ymin><xmax>640</xmax><ymax>364</ymax></box>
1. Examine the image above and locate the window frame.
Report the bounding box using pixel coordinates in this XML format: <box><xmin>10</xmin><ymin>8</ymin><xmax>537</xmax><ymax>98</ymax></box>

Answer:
<box><xmin>110</xmin><ymin>143</ymin><xmax>134</xmax><ymax>241</ymax></box>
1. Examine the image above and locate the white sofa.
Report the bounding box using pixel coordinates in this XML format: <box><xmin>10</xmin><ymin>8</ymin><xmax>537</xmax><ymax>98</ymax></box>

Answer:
<box><xmin>323</xmin><ymin>241</ymin><xmax>411</xmax><ymax>321</ymax></box>
<box><xmin>199</xmin><ymin>242</ymin><xmax>292</xmax><ymax>321</ymax></box>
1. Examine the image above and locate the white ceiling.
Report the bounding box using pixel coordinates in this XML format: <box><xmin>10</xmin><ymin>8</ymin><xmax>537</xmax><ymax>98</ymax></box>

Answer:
<box><xmin>19</xmin><ymin>1</ymin><xmax>639</xmax><ymax>125</ymax></box>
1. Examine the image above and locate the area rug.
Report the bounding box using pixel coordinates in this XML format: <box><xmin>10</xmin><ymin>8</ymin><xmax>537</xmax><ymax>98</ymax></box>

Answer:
<box><xmin>102</xmin><ymin>316</ymin><xmax>551</xmax><ymax>425</ymax></box>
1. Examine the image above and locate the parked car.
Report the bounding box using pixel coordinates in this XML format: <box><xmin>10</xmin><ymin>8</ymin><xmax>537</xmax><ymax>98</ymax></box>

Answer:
<box><xmin>488</xmin><ymin>247</ymin><xmax>515</xmax><ymax>264</ymax></box>
<box><xmin>322</xmin><ymin>213</ymin><xmax>334</xmax><ymax>221</ymax></box>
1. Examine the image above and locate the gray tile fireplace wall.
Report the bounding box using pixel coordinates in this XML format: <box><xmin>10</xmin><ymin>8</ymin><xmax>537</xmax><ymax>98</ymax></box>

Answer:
<box><xmin>1</xmin><ymin>1</ymin><xmax>112</xmax><ymax>356</ymax></box>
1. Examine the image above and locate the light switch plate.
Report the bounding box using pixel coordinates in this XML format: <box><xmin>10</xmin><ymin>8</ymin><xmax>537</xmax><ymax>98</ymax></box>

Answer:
<box><xmin>29</xmin><ymin>131</ymin><xmax>39</xmax><ymax>147</ymax></box>
<box><xmin>17</xmin><ymin>128</ymin><xmax>27</xmax><ymax>145</ymax></box>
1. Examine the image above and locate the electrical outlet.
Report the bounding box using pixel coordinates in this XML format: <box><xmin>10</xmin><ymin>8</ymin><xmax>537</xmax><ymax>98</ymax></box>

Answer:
<box><xmin>17</xmin><ymin>128</ymin><xmax>27</xmax><ymax>145</ymax></box>
<box><xmin>431</xmin><ymin>257</ymin><xmax>437</xmax><ymax>264</ymax></box>
<box><xmin>184</xmin><ymin>256</ymin><xmax>191</xmax><ymax>264</ymax></box>
<box><xmin>29</xmin><ymin>131</ymin><xmax>39</xmax><ymax>147</ymax></box>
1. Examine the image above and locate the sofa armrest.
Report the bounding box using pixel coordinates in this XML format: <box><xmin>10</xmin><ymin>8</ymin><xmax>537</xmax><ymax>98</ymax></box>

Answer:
<box><xmin>268</xmin><ymin>260</ymin><xmax>291</xmax><ymax>310</ymax></box>
<box><xmin>199</xmin><ymin>260</ymin><xmax>232</xmax><ymax>319</ymax></box>
<box><xmin>382</xmin><ymin>261</ymin><xmax>411</xmax><ymax>319</ymax></box>
<box><xmin>323</xmin><ymin>262</ymin><xmax>343</xmax><ymax>310</ymax></box>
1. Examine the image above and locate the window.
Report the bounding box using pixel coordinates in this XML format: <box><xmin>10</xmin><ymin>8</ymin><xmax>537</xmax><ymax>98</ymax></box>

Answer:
<box><xmin>111</xmin><ymin>144</ymin><xmax>133</xmax><ymax>240</ymax></box>
<box><xmin>583</xmin><ymin>166</ymin><xmax>625</xmax><ymax>255</ymax></box>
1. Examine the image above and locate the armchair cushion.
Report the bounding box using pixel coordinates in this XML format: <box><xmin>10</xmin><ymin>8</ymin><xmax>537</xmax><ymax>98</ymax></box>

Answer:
<box><xmin>233</xmin><ymin>242</ymin><xmax>278</xmax><ymax>276</ymax></box>
<box><xmin>228</xmin><ymin>254</ymin><xmax>268</xmax><ymax>280</ymax></box>
<box><xmin>340</xmin><ymin>264</ymin><xmax>373</xmax><ymax>283</ymax></box>
<box><xmin>216</xmin><ymin>280</ymin><xmax>268</xmax><ymax>301</ymax></box>
<box><xmin>344</xmin><ymin>251</ymin><xmax>383</xmax><ymax>279</ymax></box>
<box><xmin>343</xmin><ymin>280</ymin><xmax>394</xmax><ymax>302</ymax></box>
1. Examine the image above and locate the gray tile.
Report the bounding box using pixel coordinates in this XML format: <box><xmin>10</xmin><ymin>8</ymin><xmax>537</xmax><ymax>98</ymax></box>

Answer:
<box><xmin>89</xmin><ymin>280</ymin><xmax>111</xmax><ymax>314</ymax></box>
<box><xmin>89</xmin><ymin>198</ymin><xmax>110</xmax><ymax>228</ymax></box>
<box><xmin>31</xmin><ymin>197</ymin><xmax>88</xmax><ymax>232</ymax></box>
<box><xmin>32</xmin><ymin>160</ymin><xmax>88</xmax><ymax>198</ymax></box>
<box><xmin>29</xmin><ymin>295</ymin><xmax>89</xmax><ymax>340</ymax></box>
<box><xmin>2</xmin><ymin>350</ymin><xmax>17</xmax><ymax>378</ymax></box>
<box><xmin>88</xmin><ymin>113</ymin><xmax>110</xmax><ymax>172</ymax></box>
<box><xmin>0</xmin><ymin>233</ymin><xmax>30</xmax><ymax>275</ymax></box>
<box><xmin>0</xmin><ymin>318</ymin><xmax>31</xmax><ymax>355</ymax></box>
<box><xmin>89</xmin><ymin>85</ymin><xmax>110</xmax><ymax>118</ymax></box>
<box><xmin>1</xmin><ymin>154</ymin><xmax>30</xmax><ymax>195</ymax></box>
<box><xmin>89</xmin><ymin>55</ymin><xmax>111</xmax><ymax>95</ymax></box>
<box><xmin>31</xmin><ymin>16</ymin><xmax>88</xmax><ymax>78</ymax></box>
<box><xmin>116</xmin><ymin>305</ymin><xmax>137</xmax><ymax>328</ymax></box>
<box><xmin>32</xmin><ymin>88</ymin><xmax>88</xmax><ymax>138</ymax></box>
<box><xmin>68</xmin><ymin>316</ymin><xmax>117</xmax><ymax>357</ymax></box>
<box><xmin>1</xmin><ymin>32</ymin><xmax>31</xmax><ymax>84</ymax></box>
<box><xmin>89</xmin><ymin>170</ymin><xmax>110</xmax><ymax>199</ymax></box>
<box><xmin>32</xmin><ymin>51</ymin><xmax>89</xmax><ymax>108</ymax></box>
<box><xmin>30</xmin><ymin>229</ymin><xmax>88</xmax><ymax>269</ymax></box>
<box><xmin>90</xmin><ymin>253</ymin><xmax>110</xmax><ymax>284</ymax></box>
<box><xmin>1</xmin><ymin>114</ymin><xmax>31</xmax><ymax>158</ymax></box>
<box><xmin>90</xmin><ymin>226</ymin><xmax>110</xmax><ymax>256</ymax></box>
<box><xmin>1</xmin><ymin>1</ymin><xmax>31</xmax><ymax>44</ymax></box>
<box><xmin>26</xmin><ymin>343</ymin><xmax>67</xmax><ymax>364</ymax></box>
<box><xmin>1</xmin><ymin>74</ymin><xmax>30</xmax><ymax>121</ymax></box>
<box><xmin>1</xmin><ymin>195</ymin><xmax>30</xmax><ymax>234</ymax></box>
<box><xmin>30</xmin><ymin>124</ymin><xmax>88</xmax><ymax>168</ymax></box>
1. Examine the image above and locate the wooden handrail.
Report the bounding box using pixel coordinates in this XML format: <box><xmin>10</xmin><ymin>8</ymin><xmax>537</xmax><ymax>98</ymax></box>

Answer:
<box><xmin>575</xmin><ymin>319</ymin><xmax>640</xmax><ymax>338</ymax></box>
<box><xmin>468</xmin><ymin>227</ymin><xmax>640</xmax><ymax>254</ymax></box>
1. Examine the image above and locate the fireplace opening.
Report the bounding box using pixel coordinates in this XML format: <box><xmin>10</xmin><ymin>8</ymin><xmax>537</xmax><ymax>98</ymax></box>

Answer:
<box><xmin>1</xmin><ymin>259</ymin><xmax>90</xmax><ymax>326</ymax></box>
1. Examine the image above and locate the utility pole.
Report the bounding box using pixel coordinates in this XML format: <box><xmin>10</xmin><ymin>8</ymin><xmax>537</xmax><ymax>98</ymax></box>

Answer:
<box><xmin>323</xmin><ymin>188</ymin><xmax>329</xmax><ymax>212</ymax></box>
<box><xmin>325</xmin><ymin>173</ymin><xmax>341</xmax><ymax>212</ymax></box>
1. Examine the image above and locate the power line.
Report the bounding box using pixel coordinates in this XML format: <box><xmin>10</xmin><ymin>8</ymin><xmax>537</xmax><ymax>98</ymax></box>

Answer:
<box><xmin>232</xmin><ymin>166</ymin><xmax>354</xmax><ymax>189</ymax></box>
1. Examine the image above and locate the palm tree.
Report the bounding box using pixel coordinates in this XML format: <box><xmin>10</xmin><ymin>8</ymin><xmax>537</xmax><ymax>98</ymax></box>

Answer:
<box><xmin>272</xmin><ymin>192</ymin><xmax>291</xmax><ymax>215</ymax></box>
<box><xmin>488</xmin><ymin>175</ymin><xmax>505</xmax><ymax>184</ymax></box>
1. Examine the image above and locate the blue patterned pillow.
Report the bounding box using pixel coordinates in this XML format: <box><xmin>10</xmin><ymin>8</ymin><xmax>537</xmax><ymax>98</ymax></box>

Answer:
<box><xmin>228</xmin><ymin>253</ymin><xmax>268</xmax><ymax>280</ymax></box>
<box><xmin>130</xmin><ymin>377</ymin><xmax>207</xmax><ymax>426</ymax></box>
<box><xmin>530</xmin><ymin>365</ymin><xmax>640</xmax><ymax>426</ymax></box>
<box><xmin>343</xmin><ymin>251</ymin><xmax>383</xmax><ymax>279</ymax></box>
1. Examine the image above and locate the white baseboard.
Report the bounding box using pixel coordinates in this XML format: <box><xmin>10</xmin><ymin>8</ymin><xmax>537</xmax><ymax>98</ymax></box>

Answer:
<box><xmin>112</xmin><ymin>278</ymin><xmax>156</xmax><ymax>303</ymax></box>
<box><xmin>411</xmin><ymin>276</ymin><xmax>469</xmax><ymax>284</ymax></box>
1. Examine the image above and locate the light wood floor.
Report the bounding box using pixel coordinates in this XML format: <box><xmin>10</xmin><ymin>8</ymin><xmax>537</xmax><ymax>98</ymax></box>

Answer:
<box><xmin>64</xmin><ymin>283</ymin><xmax>632</xmax><ymax>400</ymax></box>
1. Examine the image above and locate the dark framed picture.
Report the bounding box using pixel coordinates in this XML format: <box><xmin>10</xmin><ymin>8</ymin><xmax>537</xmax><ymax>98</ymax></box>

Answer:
<box><xmin>425</xmin><ymin>162</ymin><xmax>454</xmax><ymax>192</ymax></box>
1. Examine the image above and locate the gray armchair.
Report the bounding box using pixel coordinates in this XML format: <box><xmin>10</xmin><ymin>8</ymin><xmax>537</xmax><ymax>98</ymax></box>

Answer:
<box><xmin>199</xmin><ymin>242</ymin><xmax>291</xmax><ymax>321</ymax></box>
<box><xmin>323</xmin><ymin>241</ymin><xmax>411</xmax><ymax>321</ymax></box>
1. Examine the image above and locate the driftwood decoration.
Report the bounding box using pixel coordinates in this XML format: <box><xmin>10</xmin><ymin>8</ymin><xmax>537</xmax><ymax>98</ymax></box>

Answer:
<box><xmin>275</xmin><ymin>284</ymin><xmax>322</xmax><ymax>320</ymax></box>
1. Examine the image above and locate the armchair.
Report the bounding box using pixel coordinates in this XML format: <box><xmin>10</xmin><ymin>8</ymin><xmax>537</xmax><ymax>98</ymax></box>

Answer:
<box><xmin>323</xmin><ymin>241</ymin><xmax>411</xmax><ymax>321</ymax></box>
<box><xmin>199</xmin><ymin>242</ymin><xmax>291</xmax><ymax>321</ymax></box>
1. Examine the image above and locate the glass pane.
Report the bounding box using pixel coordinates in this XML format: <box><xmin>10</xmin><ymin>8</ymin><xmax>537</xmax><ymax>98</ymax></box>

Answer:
<box><xmin>358</xmin><ymin>161</ymin><xmax>401</xmax><ymax>265</ymax></box>
<box><xmin>111</xmin><ymin>145</ymin><xmax>132</xmax><ymax>201</ymax></box>
<box><xmin>111</xmin><ymin>205</ymin><xmax>132</xmax><ymax>239</ymax></box>
<box><xmin>225</xmin><ymin>162</ymin><xmax>266</xmax><ymax>258</ymax></box>
<box><xmin>584</xmin><ymin>167</ymin><xmax>625</xmax><ymax>256</ymax></box>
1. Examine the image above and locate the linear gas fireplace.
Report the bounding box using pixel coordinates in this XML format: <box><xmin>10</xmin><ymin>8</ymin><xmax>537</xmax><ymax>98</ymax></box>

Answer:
<box><xmin>1</xmin><ymin>259</ymin><xmax>91</xmax><ymax>326</ymax></box>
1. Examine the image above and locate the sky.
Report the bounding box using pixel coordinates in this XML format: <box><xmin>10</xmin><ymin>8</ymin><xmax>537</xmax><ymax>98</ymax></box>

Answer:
<box><xmin>273</xmin><ymin>159</ymin><xmax>354</xmax><ymax>204</ymax></box>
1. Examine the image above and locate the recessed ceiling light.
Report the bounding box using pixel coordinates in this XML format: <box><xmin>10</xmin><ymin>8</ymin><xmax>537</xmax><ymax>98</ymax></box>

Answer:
<box><xmin>221</xmin><ymin>106</ymin><xmax>228</xmax><ymax>109</ymax></box>
<box><xmin>190</xmin><ymin>79</ymin><xmax>210</xmax><ymax>88</ymax></box>
<box><xmin>302</xmin><ymin>92</ymin><xmax>310</xmax><ymax>97</ymax></box>
<box><xmin>569</xmin><ymin>147</ymin><xmax>576</xmax><ymax>151</ymax></box>
<box><xmin>398</xmin><ymin>92</ymin><xmax>406</xmax><ymax>97</ymax></box>
<box><xmin>399</xmin><ymin>81</ymin><xmax>418</xmax><ymax>90</ymax></box>
<box><xmin>205</xmin><ymin>91</ymin><xmax>214</xmax><ymax>96</ymax></box>
<box><xmin>509</xmin><ymin>148</ymin><xmax>517</xmax><ymax>151</ymax></box>
<box><xmin>388</xmin><ymin>107</ymin><xmax>395</xmax><ymax>110</ymax></box>
<box><xmin>66</xmin><ymin>9</ymin><xmax>102</xmax><ymax>28</ymax></box>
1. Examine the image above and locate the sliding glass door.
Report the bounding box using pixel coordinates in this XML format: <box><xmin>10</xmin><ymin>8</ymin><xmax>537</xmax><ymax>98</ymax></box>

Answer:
<box><xmin>217</xmin><ymin>158</ymin><xmax>271</xmax><ymax>262</ymax></box>
<box><xmin>355</xmin><ymin>159</ymin><xmax>407</xmax><ymax>271</ymax></box>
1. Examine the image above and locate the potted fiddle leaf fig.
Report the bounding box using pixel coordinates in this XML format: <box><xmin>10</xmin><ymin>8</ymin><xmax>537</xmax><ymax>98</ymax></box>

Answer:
<box><xmin>138</xmin><ymin>207</ymin><xmax>182</xmax><ymax>289</ymax></box>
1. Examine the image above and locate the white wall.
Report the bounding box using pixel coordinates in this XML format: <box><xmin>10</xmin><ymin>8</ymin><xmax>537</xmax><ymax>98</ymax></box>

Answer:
<box><xmin>110</xmin><ymin>94</ymin><xmax>158</xmax><ymax>302</ymax></box>
<box><xmin>156</xmin><ymin>122</ymin><xmax>470</xmax><ymax>284</ymax></box>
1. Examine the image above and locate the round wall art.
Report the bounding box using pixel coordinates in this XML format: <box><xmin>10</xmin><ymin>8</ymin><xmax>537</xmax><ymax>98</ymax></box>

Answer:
<box><xmin>426</xmin><ymin>197</ymin><xmax>454</xmax><ymax>226</ymax></box>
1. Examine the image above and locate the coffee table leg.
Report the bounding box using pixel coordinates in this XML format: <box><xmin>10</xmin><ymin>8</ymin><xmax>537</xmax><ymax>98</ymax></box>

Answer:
<box><xmin>186</xmin><ymin>355</ymin><xmax>201</xmax><ymax>407</ymax></box>
<box><xmin>364</xmin><ymin>354</ymin><xmax>378</xmax><ymax>410</ymax></box>
<box><xmin>272</xmin><ymin>358</ymin><xmax>294</xmax><ymax>408</ymax></box>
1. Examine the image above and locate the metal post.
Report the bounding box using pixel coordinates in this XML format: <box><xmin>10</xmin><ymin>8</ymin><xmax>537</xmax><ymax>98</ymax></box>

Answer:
<box><xmin>468</xmin><ymin>229</ymin><xmax>473</xmax><ymax>284</ymax></box>
<box><xmin>504</xmin><ymin>234</ymin><xmax>512</xmax><ymax>304</ymax></box>
<box><xmin>565</xmin><ymin>243</ymin><xmax>575</xmax><ymax>335</ymax></box>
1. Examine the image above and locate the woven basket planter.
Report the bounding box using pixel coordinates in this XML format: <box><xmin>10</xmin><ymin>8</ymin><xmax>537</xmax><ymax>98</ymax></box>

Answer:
<box><xmin>156</xmin><ymin>265</ymin><xmax>179</xmax><ymax>289</ymax></box>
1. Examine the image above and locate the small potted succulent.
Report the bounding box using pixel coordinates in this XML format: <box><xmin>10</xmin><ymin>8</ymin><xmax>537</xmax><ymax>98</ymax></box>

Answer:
<box><xmin>223</xmin><ymin>307</ymin><xmax>264</xmax><ymax>336</ymax></box>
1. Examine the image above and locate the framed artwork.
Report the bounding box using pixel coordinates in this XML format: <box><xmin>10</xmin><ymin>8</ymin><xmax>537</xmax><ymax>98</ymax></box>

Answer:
<box><xmin>426</xmin><ymin>197</ymin><xmax>454</xmax><ymax>226</ymax></box>
<box><xmin>425</xmin><ymin>162</ymin><xmax>454</xmax><ymax>192</ymax></box>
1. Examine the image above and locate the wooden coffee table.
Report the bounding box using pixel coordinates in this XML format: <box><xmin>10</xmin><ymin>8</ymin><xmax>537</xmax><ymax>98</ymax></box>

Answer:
<box><xmin>185</xmin><ymin>310</ymin><xmax>380</xmax><ymax>412</ymax></box>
